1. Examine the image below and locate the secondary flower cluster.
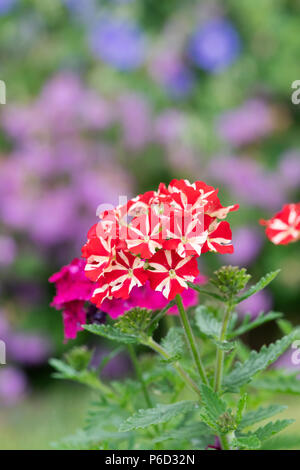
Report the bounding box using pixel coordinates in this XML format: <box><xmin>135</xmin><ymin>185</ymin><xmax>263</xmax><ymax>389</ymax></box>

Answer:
<box><xmin>82</xmin><ymin>179</ymin><xmax>238</xmax><ymax>307</ymax></box>
<box><xmin>260</xmin><ymin>203</ymin><xmax>300</xmax><ymax>245</ymax></box>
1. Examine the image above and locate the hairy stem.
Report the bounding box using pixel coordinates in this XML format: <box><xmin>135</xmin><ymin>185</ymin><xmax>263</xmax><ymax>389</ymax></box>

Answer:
<box><xmin>214</xmin><ymin>302</ymin><xmax>233</xmax><ymax>393</ymax></box>
<box><xmin>214</xmin><ymin>301</ymin><xmax>234</xmax><ymax>451</ymax></box>
<box><xmin>146</xmin><ymin>337</ymin><xmax>202</xmax><ymax>399</ymax></box>
<box><xmin>175</xmin><ymin>294</ymin><xmax>208</xmax><ymax>385</ymax></box>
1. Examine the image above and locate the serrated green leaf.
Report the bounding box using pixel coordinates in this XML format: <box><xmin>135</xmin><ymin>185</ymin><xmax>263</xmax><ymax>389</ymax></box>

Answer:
<box><xmin>236</xmin><ymin>270</ymin><xmax>280</xmax><ymax>304</ymax></box>
<box><xmin>223</xmin><ymin>331</ymin><xmax>300</xmax><ymax>391</ymax></box>
<box><xmin>195</xmin><ymin>306</ymin><xmax>222</xmax><ymax>338</ymax></box>
<box><xmin>239</xmin><ymin>405</ymin><xmax>287</xmax><ymax>430</ymax></box>
<box><xmin>200</xmin><ymin>384</ymin><xmax>227</xmax><ymax>424</ymax></box>
<box><xmin>253</xmin><ymin>419</ymin><xmax>294</xmax><ymax>442</ymax></box>
<box><xmin>236</xmin><ymin>393</ymin><xmax>248</xmax><ymax>424</ymax></box>
<box><xmin>119</xmin><ymin>401</ymin><xmax>197</xmax><ymax>432</ymax></box>
<box><xmin>83</xmin><ymin>324</ymin><xmax>139</xmax><ymax>344</ymax></box>
<box><xmin>228</xmin><ymin>311</ymin><xmax>283</xmax><ymax>339</ymax></box>
<box><xmin>232</xmin><ymin>435</ymin><xmax>261</xmax><ymax>450</ymax></box>
<box><xmin>152</xmin><ymin>422</ymin><xmax>211</xmax><ymax>444</ymax></box>
<box><xmin>187</xmin><ymin>282</ymin><xmax>224</xmax><ymax>301</ymax></box>
<box><xmin>161</xmin><ymin>327</ymin><xmax>184</xmax><ymax>361</ymax></box>
<box><xmin>50</xmin><ymin>358</ymin><xmax>108</xmax><ymax>392</ymax></box>
<box><xmin>253</xmin><ymin>374</ymin><xmax>300</xmax><ymax>394</ymax></box>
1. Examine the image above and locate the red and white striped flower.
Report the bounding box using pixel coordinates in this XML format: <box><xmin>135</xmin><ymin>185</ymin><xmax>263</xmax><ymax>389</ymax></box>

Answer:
<box><xmin>168</xmin><ymin>179</ymin><xmax>217</xmax><ymax>215</ymax></box>
<box><xmin>126</xmin><ymin>209</ymin><xmax>164</xmax><ymax>259</ymax></box>
<box><xmin>164</xmin><ymin>211</ymin><xmax>208</xmax><ymax>257</ymax></box>
<box><xmin>202</xmin><ymin>216</ymin><xmax>234</xmax><ymax>254</ymax></box>
<box><xmin>147</xmin><ymin>250</ymin><xmax>199</xmax><ymax>300</ymax></box>
<box><xmin>82</xmin><ymin>229</ymin><xmax>115</xmax><ymax>282</ymax></box>
<box><xmin>90</xmin><ymin>280</ymin><xmax>111</xmax><ymax>308</ymax></box>
<box><xmin>260</xmin><ymin>203</ymin><xmax>300</xmax><ymax>245</ymax></box>
<box><xmin>105</xmin><ymin>251</ymin><xmax>148</xmax><ymax>299</ymax></box>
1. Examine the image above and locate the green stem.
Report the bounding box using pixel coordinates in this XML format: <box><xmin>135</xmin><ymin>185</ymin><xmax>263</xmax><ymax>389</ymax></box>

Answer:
<box><xmin>175</xmin><ymin>294</ymin><xmax>208</xmax><ymax>385</ymax></box>
<box><xmin>146</xmin><ymin>337</ymin><xmax>202</xmax><ymax>399</ymax></box>
<box><xmin>214</xmin><ymin>302</ymin><xmax>233</xmax><ymax>393</ymax></box>
<box><xmin>219</xmin><ymin>434</ymin><xmax>230</xmax><ymax>451</ymax></box>
<box><xmin>214</xmin><ymin>301</ymin><xmax>234</xmax><ymax>451</ymax></box>
<box><xmin>128</xmin><ymin>344</ymin><xmax>153</xmax><ymax>409</ymax></box>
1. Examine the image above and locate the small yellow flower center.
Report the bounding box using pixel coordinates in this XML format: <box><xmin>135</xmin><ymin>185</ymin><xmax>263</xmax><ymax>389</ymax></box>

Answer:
<box><xmin>128</xmin><ymin>268</ymin><xmax>133</xmax><ymax>277</ymax></box>
<box><xmin>169</xmin><ymin>269</ymin><xmax>176</xmax><ymax>278</ymax></box>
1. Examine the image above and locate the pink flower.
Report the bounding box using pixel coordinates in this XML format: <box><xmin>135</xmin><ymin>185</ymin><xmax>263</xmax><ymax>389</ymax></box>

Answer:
<box><xmin>49</xmin><ymin>258</ymin><xmax>95</xmax><ymax>340</ymax></box>
<box><xmin>260</xmin><ymin>203</ymin><xmax>300</xmax><ymax>245</ymax></box>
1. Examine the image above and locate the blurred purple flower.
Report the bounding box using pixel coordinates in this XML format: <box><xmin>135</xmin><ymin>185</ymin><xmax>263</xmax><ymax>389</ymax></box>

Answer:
<box><xmin>92</xmin><ymin>348</ymin><xmax>132</xmax><ymax>380</ymax></box>
<box><xmin>279</xmin><ymin>150</ymin><xmax>300</xmax><ymax>190</ymax></box>
<box><xmin>154</xmin><ymin>110</ymin><xmax>186</xmax><ymax>146</ymax></box>
<box><xmin>150</xmin><ymin>52</ymin><xmax>194</xmax><ymax>97</ymax></box>
<box><xmin>118</xmin><ymin>94</ymin><xmax>152</xmax><ymax>150</ymax></box>
<box><xmin>0</xmin><ymin>235</ymin><xmax>17</xmax><ymax>267</ymax></box>
<box><xmin>0</xmin><ymin>73</ymin><xmax>132</xmax><ymax>249</ymax></box>
<box><xmin>217</xmin><ymin>99</ymin><xmax>274</xmax><ymax>146</ymax></box>
<box><xmin>0</xmin><ymin>367</ymin><xmax>27</xmax><ymax>406</ymax></box>
<box><xmin>223</xmin><ymin>227</ymin><xmax>263</xmax><ymax>266</ymax></box>
<box><xmin>208</xmin><ymin>155</ymin><xmax>285</xmax><ymax>210</ymax></box>
<box><xmin>273</xmin><ymin>348</ymin><xmax>300</xmax><ymax>378</ymax></box>
<box><xmin>8</xmin><ymin>333</ymin><xmax>52</xmax><ymax>366</ymax></box>
<box><xmin>89</xmin><ymin>18</ymin><xmax>146</xmax><ymax>70</ymax></box>
<box><xmin>237</xmin><ymin>290</ymin><xmax>273</xmax><ymax>319</ymax></box>
<box><xmin>0</xmin><ymin>0</ymin><xmax>16</xmax><ymax>15</ymax></box>
<box><xmin>189</xmin><ymin>19</ymin><xmax>241</xmax><ymax>73</ymax></box>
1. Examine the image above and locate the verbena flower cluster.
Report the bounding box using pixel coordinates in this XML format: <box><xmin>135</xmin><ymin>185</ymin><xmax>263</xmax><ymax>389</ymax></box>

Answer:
<box><xmin>50</xmin><ymin>179</ymin><xmax>238</xmax><ymax>339</ymax></box>
<box><xmin>82</xmin><ymin>179</ymin><xmax>238</xmax><ymax>307</ymax></box>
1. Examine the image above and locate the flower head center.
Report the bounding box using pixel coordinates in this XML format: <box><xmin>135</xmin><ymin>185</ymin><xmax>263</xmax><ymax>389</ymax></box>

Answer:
<box><xmin>169</xmin><ymin>269</ymin><xmax>176</xmax><ymax>278</ymax></box>
<box><xmin>128</xmin><ymin>268</ymin><xmax>134</xmax><ymax>277</ymax></box>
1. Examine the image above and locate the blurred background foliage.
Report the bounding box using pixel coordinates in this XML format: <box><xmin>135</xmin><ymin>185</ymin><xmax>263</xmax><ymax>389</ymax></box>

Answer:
<box><xmin>0</xmin><ymin>0</ymin><xmax>300</xmax><ymax>449</ymax></box>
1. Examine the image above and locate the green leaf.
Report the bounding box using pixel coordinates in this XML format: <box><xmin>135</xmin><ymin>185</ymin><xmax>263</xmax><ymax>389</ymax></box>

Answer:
<box><xmin>239</xmin><ymin>405</ymin><xmax>287</xmax><ymax>430</ymax></box>
<box><xmin>261</xmin><ymin>434</ymin><xmax>300</xmax><ymax>450</ymax></box>
<box><xmin>236</xmin><ymin>393</ymin><xmax>248</xmax><ymax>424</ymax></box>
<box><xmin>253</xmin><ymin>419</ymin><xmax>294</xmax><ymax>442</ymax></box>
<box><xmin>161</xmin><ymin>327</ymin><xmax>184</xmax><ymax>361</ymax></box>
<box><xmin>195</xmin><ymin>306</ymin><xmax>222</xmax><ymax>339</ymax></box>
<box><xmin>228</xmin><ymin>311</ymin><xmax>283</xmax><ymax>339</ymax></box>
<box><xmin>119</xmin><ymin>401</ymin><xmax>197</xmax><ymax>432</ymax></box>
<box><xmin>223</xmin><ymin>331</ymin><xmax>300</xmax><ymax>391</ymax></box>
<box><xmin>49</xmin><ymin>358</ymin><xmax>107</xmax><ymax>392</ymax></box>
<box><xmin>232</xmin><ymin>435</ymin><xmax>261</xmax><ymax>450</ymax></box>
<box><xmin>200</xmin><ymin>384</ymin><xmax>227</xmax><ymax>424</ymax></box>
<box><xmin>152</xmin><ymin>422</ymin><xmax>211</xmax><ymax>445</ymax></box>
<box><xmin>253</xmin><ymin>374</ymin><xmax>300</xmax><ymax>395</ymax></box>
<box><xmin>236</xmin><ymin>270</ymin><xmax>280</xmax><ymax>304</ymax></box>
<box><xmin>83</xmin><ymin>324</ymin><xmax>139</xmax><ymax>344</ymax></box>
<box><xmin>212</xmin><ymin>339</ymin><xmax>236</xmax><ymax>351</ymax></box>
<box><xmin>187</xmin><ymin>282</ymin><xmax>224</xmax><ymax>301</ymax></box>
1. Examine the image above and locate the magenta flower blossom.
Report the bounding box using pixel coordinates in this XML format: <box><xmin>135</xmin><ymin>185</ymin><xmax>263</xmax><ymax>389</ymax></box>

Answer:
<box><xmin>49</xmin><ymin>258</ymin><xmax>95</xmax><ymax>340</ymax></box>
